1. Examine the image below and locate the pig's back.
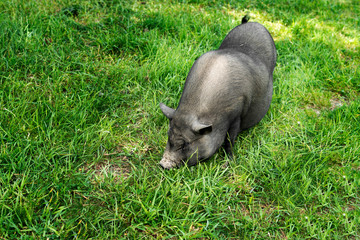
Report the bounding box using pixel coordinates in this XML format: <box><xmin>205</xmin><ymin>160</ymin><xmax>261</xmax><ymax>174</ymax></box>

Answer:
<box><xmin>219</xmin><ymin>22</ymin><xmax>277</xmax><ymax>73</ymax></box>
<box><xmin>178</xmin><ymin>50</ymin><xmax>271</xmax><ymax>128</ymax></box>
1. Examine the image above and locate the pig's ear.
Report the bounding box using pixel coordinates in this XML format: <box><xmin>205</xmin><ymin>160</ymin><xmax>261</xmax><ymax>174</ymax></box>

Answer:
<box><xmin>160</xmin><ymin>102</ymin><xmax>175</xmax><ymax>119</ymax></box>
<box><xmin>192</xmin><ymin>122</ymin><xmax>212</xmax><ymax>135</ymax></box>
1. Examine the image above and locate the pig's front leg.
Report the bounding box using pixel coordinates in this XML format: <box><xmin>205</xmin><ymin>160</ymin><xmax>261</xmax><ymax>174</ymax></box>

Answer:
<box><xmin>224</xmin><ymin>116</ymin><xmax>241</xmax><ymax>159</ymax></box>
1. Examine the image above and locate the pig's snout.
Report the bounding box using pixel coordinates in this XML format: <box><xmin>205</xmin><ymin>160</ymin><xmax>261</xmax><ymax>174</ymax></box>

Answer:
<box><xmin>159</xmin><ymin>151</ymin><xmax>179</xmax><ymax>169</ymax></box>
<box><xmin>159</xmin><ymin>158</ymin><xmax>177</xmax><ymax>169</ymax></box>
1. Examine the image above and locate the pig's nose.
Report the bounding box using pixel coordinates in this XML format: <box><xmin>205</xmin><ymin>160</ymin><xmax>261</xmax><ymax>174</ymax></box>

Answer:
<box><xmin>159</xmin><ymin>159</ymin><xmax>176</xmax><ymax>169</ymax></box>
<box><xmin>159</xmin><ymin>162</ymin><xmax>167</xmax><ymax>169</ymax></box>
<box><xmin>159</xmin><ymin>161</ymin><xmax>171</xmax><ymax>169</ymax></box>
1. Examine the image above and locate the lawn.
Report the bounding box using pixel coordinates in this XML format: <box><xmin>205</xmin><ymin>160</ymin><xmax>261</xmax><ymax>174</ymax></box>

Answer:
<box><xmin>0</xmin><ymin>0</ymin><xmax>359</xmax><ymax>239</ymax></box>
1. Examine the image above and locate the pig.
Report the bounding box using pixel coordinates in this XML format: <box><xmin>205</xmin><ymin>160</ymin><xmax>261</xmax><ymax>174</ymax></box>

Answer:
<box><xmin>159</xmin><ymin>15</ymin><xmax>277</xmax><ymax>169</ymax></box>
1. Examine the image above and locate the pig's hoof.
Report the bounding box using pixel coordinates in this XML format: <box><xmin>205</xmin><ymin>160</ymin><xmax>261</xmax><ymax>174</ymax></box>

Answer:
<box><xmin>222</xmin><ymin>161</ymin><xmax>230</xmax><ymax>168</ymax></box>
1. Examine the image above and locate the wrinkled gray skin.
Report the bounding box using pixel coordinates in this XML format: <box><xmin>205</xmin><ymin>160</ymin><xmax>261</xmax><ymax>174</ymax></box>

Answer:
<box><xmin>159</xmin><ymin>17</ymin><xmax>277</xmax><ymax>169</ymax></box>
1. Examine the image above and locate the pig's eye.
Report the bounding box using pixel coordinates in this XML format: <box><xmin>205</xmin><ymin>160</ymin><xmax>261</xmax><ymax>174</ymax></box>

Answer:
<box><xmin>176</xmin><ymin>141</ymin><xmax>188</xmax><ymax>151</ymax></box>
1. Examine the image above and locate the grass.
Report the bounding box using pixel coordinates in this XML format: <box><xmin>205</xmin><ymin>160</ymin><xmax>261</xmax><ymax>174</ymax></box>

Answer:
<box><xmin>0</xmin><ymin>0</ymin><xmax>359</xmax><ymax>238</ymax></box>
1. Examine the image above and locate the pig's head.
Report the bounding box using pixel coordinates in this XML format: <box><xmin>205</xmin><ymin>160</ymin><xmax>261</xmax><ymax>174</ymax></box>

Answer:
<box><xmin>159</xmin><ymin>103</ymin><xmax>215</xmax><ymax>169</ymax></box>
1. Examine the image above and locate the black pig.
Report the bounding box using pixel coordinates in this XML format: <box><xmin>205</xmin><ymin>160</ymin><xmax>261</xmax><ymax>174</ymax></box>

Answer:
<box><xmin>159</xmin><ymin>16</ymin><xmax>277</xmax><ymax>169</ymax></box>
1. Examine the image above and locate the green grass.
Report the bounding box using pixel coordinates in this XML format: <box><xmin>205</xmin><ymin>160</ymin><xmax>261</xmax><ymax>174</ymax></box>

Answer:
<box><xmin>0</xmin><ymin>0</ymin><xmax>359</xmax><ymax>238</ymax></box>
